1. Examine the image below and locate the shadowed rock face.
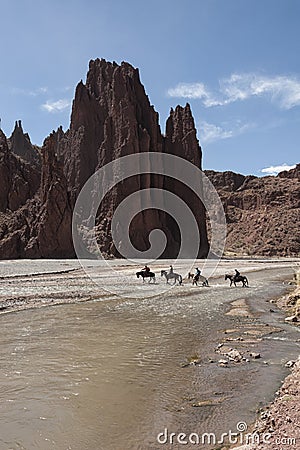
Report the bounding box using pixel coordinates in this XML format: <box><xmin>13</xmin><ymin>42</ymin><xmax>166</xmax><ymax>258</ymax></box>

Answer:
<box><xmin>27</xmin><ymin>130</ymin><xmax>73</xmax><ymax>258</ymax></box>
<box><xmin>8</xmin><ymin>120</ymin><xmax>41</xmax><ymax>166</ymax></box>
<box><xmin>205</xmin><ymin>168</ymin><xmax>300</xmax><ymax>257</ymax></box>
<box><xmin>0</xmin><ymin>59</ymin><xmax>208</xmax><ymax>259</ymax></box>
<box><xmin>58</xmin><ymin>59</ymin><xmax>208</xmax><ymax>258</ymax></box>
<box><xmin>0</xmin><ymin>130</ymin><xmax>40</xmax><ymax>212</ymax></box>
<box><xmin>0</xmin><ymin>129</ymin><xmax>73</xmax><ymax>258</ymax></box>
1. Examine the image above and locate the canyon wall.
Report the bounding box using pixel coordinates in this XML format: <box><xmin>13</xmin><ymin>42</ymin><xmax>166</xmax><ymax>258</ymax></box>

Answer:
<box><xmin>0</xmin><ymin>59</ymin><xmax>208</xmax><ymax>258</ymax></box>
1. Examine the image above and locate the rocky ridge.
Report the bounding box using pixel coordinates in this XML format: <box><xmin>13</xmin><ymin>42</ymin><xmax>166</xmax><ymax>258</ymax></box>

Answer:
<box><xmin>205</xmin><ymin>166</ymin><xmax>300</xmax><ymax>256</ymax></box>
<box><xmin>0</xmin><ymin>58</ymin><xmax>208</xmax><ymax>258</ymax></box>
<box><xmin>0</xmin><ymin>58</ymin><xmax>298</xmax><ymax>259</ymax></box>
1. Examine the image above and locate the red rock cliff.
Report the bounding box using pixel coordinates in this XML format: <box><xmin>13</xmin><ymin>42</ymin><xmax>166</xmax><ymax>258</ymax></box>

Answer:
<box><xmin>205</xmin><ymin>168</ymin><xmax>300</xmax><ymax>256</ymax></box>
<box><xmin>0</xmin><ymin>59</ymin><xmax>208</xmax><ymax>259</ymax></box>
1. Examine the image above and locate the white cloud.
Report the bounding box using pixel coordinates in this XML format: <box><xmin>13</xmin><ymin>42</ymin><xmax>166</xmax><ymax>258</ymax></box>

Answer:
<box><xmin>167</xmin><ymin>83</ymin><xmax>220</xmax><ymax>107</ymax></box>
<box><xmin>221</xmin><ymin>73</ymin><xmax>300</xmax><ymax>109</ymax></box>
<box><xmin>168</xmin><ymin>73</ymin><xmax>300</xmax><ymax>110</ymax></box>
<box><xmin>260</xmin><ymin>163</ymin><xmax>296</xmax><ymax>176</ymax></box>
<box><xmin>37</xmin><ymin>87</ymin><xmax>48</xmax><ymax>94</ymax></box>
<box><xmin>199</xmin><ymin>121</ymin><xmax>233</xmax><ymax>143</ymax></box>
<box><xmin>41</xmin><ymin>99</ymin><xmax>71</xmax><ymax>113</ymax></box>
<box><xmin>12</xmin><ymin>86</ymin><xmax>48</xmax><ymax>96</ymax></box>
<box><xmin>198</xmin><ymin>120</ymin><xmax>253</xmax><ymax>144</ymax></box>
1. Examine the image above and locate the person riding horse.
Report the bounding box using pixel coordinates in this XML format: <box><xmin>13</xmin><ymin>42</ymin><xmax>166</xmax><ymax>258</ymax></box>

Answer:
<box><xmin>233</xmin><ymin>269</ymin><xmax>241</xmax><ymax>282</ymax></box>
<box><xmin>188</xmin><ymin>268</ymin><xmax>208</xmax><ymax>286</ymax></box>
<box><xmin>161</xmin><ymin>268</ymin><xmax>182</xmax><ymax>285</ymax></box>
<box><xmin>195</xmin><ymin>268</ymin><xmax>201</xmax><ymax>278</ymax></box>
<box><xmin>142</xmin><ymin>265</ymin><xmax>151</xmax><ymax>273</ymax></box>
<box><xmin>225</xmin><ymin>272</ymin><xmax>248</xmax><ymax>287</ymax></box>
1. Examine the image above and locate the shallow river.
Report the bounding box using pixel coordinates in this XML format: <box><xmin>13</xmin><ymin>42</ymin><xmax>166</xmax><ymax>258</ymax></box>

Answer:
<box><xmin>0</xmin><ymin>261</ymin><xmax>299</xmax><ymax>450</ymax></box>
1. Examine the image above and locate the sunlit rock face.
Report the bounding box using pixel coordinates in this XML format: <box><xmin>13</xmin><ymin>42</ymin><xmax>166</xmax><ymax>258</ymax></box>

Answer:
<box><xmin>205</xmin><ymin>167</ymin><xmax>300</xmax><ymax>256</ymax></box>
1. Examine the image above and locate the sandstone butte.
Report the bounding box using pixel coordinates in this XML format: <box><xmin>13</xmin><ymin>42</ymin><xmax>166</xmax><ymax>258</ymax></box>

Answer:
<box><xmin>0</xmin><ymin>58</ymin><xmax>299</xmax><ymax>259</ymax></box>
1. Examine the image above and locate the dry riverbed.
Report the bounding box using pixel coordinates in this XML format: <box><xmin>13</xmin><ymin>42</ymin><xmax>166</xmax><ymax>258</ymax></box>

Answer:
<box><xmin>0</xmin><ymin>258</ymin><xmax>299</xmax><ymax>449</ymax></box>
<box><xmin>0</xmin><ymin>258</ymin><xmax>299</xmax><ymax>315</ymax></box>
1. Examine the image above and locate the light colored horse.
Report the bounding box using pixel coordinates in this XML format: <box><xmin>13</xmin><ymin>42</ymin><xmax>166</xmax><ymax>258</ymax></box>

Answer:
<box><xmin>188</xmin><ymin>272</ymin><xmax>209</xmax><ymax>286</ymax></box>
<box><xmin>161</xmin><ymin>270</ymin><xmax>182</xmax><ymax>285</ymax></box>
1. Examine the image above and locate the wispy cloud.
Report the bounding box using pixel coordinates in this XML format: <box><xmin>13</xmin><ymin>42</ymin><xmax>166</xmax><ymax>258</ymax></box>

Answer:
<box><xmin>221</xmin><ymin>73</ymin><xmax>300</xmax><ymax>109</ymax></box>
<box><xmin>198</xmin><ymin>120</ymin><xmax>253</xmax><ymax>144</ymax></box>
<box><xmin>260</xmin><ymin>163</ymin><xmax>296</xmax><ymax>176</ymax></box>
<box><xmin>168</xmin><ymin>73</ymin><xmax>300</xmax><ymax>110</ymax></box>
<box><xmin>41</xmin><ymin>99</ymin><xmax>71</xmax><ymax>113</ymax></box>
<box><xmin>199</xmin><ymin>121</ymin><xmax>233</xmax><ymax>143</ymax></box>
<box><xmin>167</xmin><ymin>83</ymin><xmax>219</xmax><ymax>107</ymax></box>
<box><xmin>12</xmin><ymin>86</ymin><xmax>48</xmax><ymax>96</ymax></box>
<box><xmin>60</xmin><ymin>86</ymin><xmax>73</xmax><ymax>92</ymax></box>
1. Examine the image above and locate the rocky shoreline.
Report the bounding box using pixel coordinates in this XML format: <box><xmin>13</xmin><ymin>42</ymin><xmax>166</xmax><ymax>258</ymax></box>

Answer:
<box><xmin>232</xmin><ymin>275</ymin><xmax>300</xmax><ymax>450</ymax></box>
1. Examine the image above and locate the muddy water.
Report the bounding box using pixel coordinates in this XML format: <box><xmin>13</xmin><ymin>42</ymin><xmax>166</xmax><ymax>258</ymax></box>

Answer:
<box><xmin>0</xmin><ymin>266</ymin><xmax>299</xmax><ymax>450</ymax></box>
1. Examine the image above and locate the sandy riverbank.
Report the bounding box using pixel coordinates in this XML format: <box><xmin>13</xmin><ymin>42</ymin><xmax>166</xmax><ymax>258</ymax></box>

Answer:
<box><xmin>0</xmin><ymin>258</ymin><xmax>299</xmax><ymax>315</ymax></box>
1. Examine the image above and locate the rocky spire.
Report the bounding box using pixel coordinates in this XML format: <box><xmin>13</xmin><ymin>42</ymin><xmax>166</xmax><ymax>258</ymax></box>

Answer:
<box><xmin>8</xmin><ymin>120</ymin><xmax>41</xmax><ymax>166</ymax></box>
<box><xmin>163</xmin><ymin>103</ymin><xmax>208</xmax><ymax>257</ymax></box>
<box><xmin>59</xmin><ymin>58</ymin><xmax>163</xmax><ymax>201</ymax></box>
<box><xmin>0</xmin><ymin>59</ymin><xmax>209</xmax><ymax>258</ymax></box>
<box><xmin>0</xmin><ymin>129</ymin><xmax>40</xmax><ymax>213</ymax></box>
<box><xmin>55</xmin><ymin>59</ymin><xmax>208</xmax><ymax>258</ymax></box>
<box><xmin>0</xmin><ymin>130</ymin><xmax>10</xmax><ymax>211</ymax></box>
<box><xmin>165</xmin><ymin>103</ymin><xmax>201</xmax><ymax>165</ymax></box>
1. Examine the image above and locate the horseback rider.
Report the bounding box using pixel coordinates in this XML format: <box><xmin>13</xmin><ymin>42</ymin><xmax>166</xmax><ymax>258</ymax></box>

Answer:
<box><xmin>169</xmin><ymin>265</ymin><xmax>174</xmax><ymax>274</ymax></box>
<box><xmin>233</xmin><ymin>269</ymin><xmax>241</xmax><ymax>281</ymax></box>
<box><xmin>195</xmin><ymin>267</ymin><xmax>201</xmax><ymax>278</ymax></box>
<box><xmin>142</xmin><ymin>265</ymin><xmax>150</xmax><ymax>273</ymax></box>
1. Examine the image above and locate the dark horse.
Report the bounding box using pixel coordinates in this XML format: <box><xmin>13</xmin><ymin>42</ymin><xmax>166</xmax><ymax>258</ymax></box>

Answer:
<box><xmin>136</xmin><ymin>271</ymin><xmax>156</xmax><ymax>283</ymax></box>
<box><xmin>188</xmin><ymin>272</ymin><xmax>209</xmax><ymax>287</ymax></box>
<box><xmin>225</xmin><ymin>274</ymin><xmax>248</xmax><ymax>287</ymax></box>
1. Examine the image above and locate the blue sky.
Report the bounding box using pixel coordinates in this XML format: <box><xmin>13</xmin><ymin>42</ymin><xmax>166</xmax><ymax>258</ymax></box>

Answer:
<box><xmin>0</xmin><ymin>0</ymin><xmax>299</xmax><ymax>176</ymax></box>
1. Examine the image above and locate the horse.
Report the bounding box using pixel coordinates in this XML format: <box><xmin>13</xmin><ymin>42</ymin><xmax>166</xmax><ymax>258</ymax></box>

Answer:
<box><xmin>161</xmin><ymin>270</ymin><xmax>182</xmax><ymax>285</ymax></box>
<box><xmin>225</xmin><ymin>273</ymin><xmax>248</xmax><ymax>287</ymax></box>
<box><xmin>188</xmin><ymin>272</ymin><xmax>209</xmax><ymax>287</ymax></box>
<box><xmin>136</xmin><ymin>271</ymin><xmax>156</xmax><ymax>283</ymax></box>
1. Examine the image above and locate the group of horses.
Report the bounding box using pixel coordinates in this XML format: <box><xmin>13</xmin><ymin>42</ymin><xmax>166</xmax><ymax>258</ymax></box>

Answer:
<box><xmin>136</xmin><ymin>270</ymin><xmax>249</xmax><ymax>287</ymax></box>
<box><xmin>136</xmin><ymin>270</ymin><xmax>184</xmax><ymax>285</ymax></box>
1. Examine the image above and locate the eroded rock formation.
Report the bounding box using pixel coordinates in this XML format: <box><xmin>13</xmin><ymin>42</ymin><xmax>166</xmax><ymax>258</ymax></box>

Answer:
<box><xmin>0</xmin><ymin>59</ymin><xmax>208</xmax><ymax>258</ymax></box>
<box><xmin>1</xmin><ymin>58</ymin><xmax>298</xmax><ymax>259</ymax></box>
<box><xmin>205</xmin><ymin>166</ymin><xmax>300</xmax><ymax>256</ymax></box>
<box><xmin>8</xmin><ymin>120</ymin><xmax>41</xmax><ymax>166</ymax></box>
<box><xmin>0</xmin><ymin>130</ymin><xmax>40</xmax><ymax>212</ymax></box>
